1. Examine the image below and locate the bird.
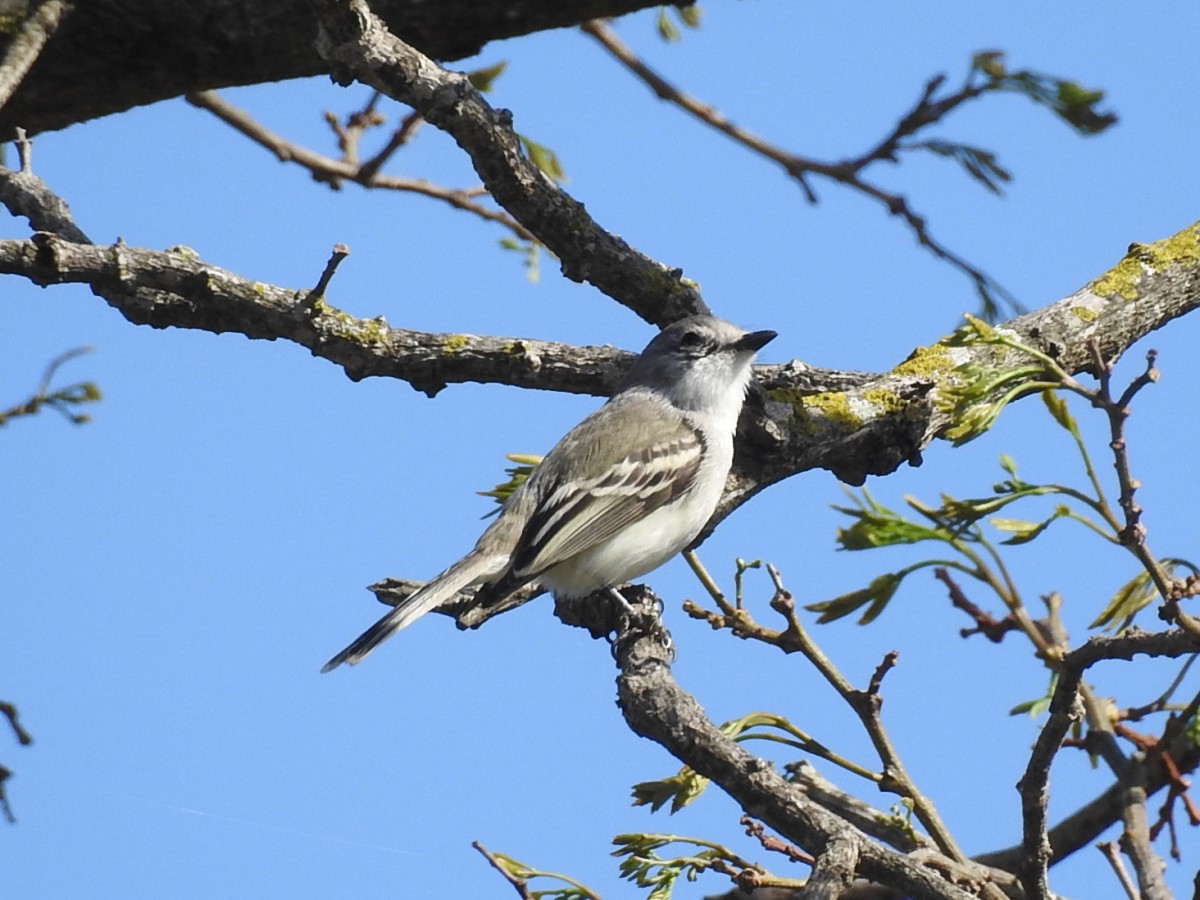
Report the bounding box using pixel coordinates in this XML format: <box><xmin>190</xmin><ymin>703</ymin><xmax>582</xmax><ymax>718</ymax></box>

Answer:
<box><xmin>321</xmin><ymin>314</ymin><xmax>776</xmax><ymax>672</ymax></box>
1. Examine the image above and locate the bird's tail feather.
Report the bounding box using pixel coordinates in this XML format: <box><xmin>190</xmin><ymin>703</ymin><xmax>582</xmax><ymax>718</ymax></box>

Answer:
<box><xmin>321</xmin><ymin>550</ymin><xmax>495</xmax><ymax>672</ymax></box>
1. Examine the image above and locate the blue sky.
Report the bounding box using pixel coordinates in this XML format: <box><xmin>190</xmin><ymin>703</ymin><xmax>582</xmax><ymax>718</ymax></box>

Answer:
<box><xmin>5</xmin><ymin>2</ymin><xmax>1200</xmax><ymax>897</ymax></box>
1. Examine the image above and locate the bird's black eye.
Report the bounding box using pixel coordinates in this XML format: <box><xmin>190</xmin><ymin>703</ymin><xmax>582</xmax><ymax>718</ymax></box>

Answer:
<box><xmin>678</xmin><ymin>329</ymin><xmax>706</xmax><ymax>353</ymax></box>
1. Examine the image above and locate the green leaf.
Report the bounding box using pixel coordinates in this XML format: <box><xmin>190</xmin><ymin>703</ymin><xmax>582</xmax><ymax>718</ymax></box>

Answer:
<box><xmin>990</xmin><ymin>505</ymin><xmax>1067</xmax><ymax>545</ymax></box>
<box><xmin>1010</xmin><ymin>696</ymin><xmax>1051</xmax><ymax>716</ymax></box>
<box><xmin>1054</xmin><ymin>80</ymin><xmax>1118</xmax><ymax>134</ymax></box>
<box><xmin>807</xmin><ymin>572</ymin><xmax>903</xmax><ymax>624</ymax></box>
<box><xmin>998</xmin><ymin>453</ymin><xmax>1019</xmax><ymax>478</ymax></box>
<box><xmin>984</xmin><ymin>64</ymin><xmax>1117</xmax><ymax>135</ymax></box>
<box><xmin>936</xmin><ymin>323</ymin><xmax>1058</xmax><ymax>444</ymax></box>
<box><xmin>989</xmin><ymin>517</ymin><xmax>1042</xmax><ymax>537</ymax></box>
<box><xmin>465</xmin><ymin>60</ymin><xmax>508</xmax><ymax>92</ymax></box>
<box><xmin>1091</xmin><ymin>569</ymin><xmax>1158</xmax><ymax>630</ymax></box>
<box><xmin>833</xmin><ymin>491</ymin><xmax>948</xmax><ymax>550</ymax></box>
<box><xmin>1091</xmin><ymin>558</ymin><xmax>1200</xmax><ymax>630</ymax></box>
<box><xmin>613</xmin><ymin>833</ymin><xmax>733</xmax><ymax>900</ymax></box>
<box><xmin>1010</xmin><ymin>674</ymin><xmax>1057</xmax><ymax>717</ymax></box>
<box><xmin>961</xmin><ymin>312</ymin><xmax>997</xmax><ymax>341</ymax></box>
<box><xmin>971</xmin><ymin>50</ymin><xmax>1007</xmax><ymax>79</ymax></box>
<box><xmin>917</xmin><ymin>140</ymin><xmax>1012</xmax><ymax>195</ymax></box>
<box><xmin>1040</xmin><ymin>389</ymin><xmax>1075</xmax><ymax>432</ymax></box>
<box><xmin>655</xmin><ymin>8</ymin><xmax>680</xmax><ymax>41</ymax></box>
<box><xmin>1187</xmin><ymin>713</ymin><xmax>1200</xmax><ymax>747</ymax></box>
<box><xmin>477</xmin><ymin>453</ymin><xmax>543</xmax><ymax>514</ymax></box>
<box><xmin>677</xmin><ymin>5</ymin><xmax>703</xmax><ymax>28</ymax></box>
<box><xmin>519</xmin><ymin>134</ymin><xmax>567</xmax><ymax>182</ymax></box>
<box><xmin>631</xmin><ymin>767</ymin><xmax>709</xmax><ymax>813</ymax></box>
<box><xmin>655</xmin><ymin>5</ymin><xmax>703</xmax><ymax>42</ymax></box>
<box><xmin>497</xmin><ymin>237</ymin><xmax>544</xmax><ymax>281</ymax></box>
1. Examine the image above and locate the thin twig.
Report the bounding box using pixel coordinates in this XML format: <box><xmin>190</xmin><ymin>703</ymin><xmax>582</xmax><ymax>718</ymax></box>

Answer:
<box><xmin>0</xmin><ymin>701</ymin><xmax>32</xmax><ymax>746</ymax></box>
<box><xmin>299</xmin><ymin>243</ymin><xmax>351</xmax><ymax>312</ymax></box>
<box><xmin>1122</xmin><ymin>655</ymin><xmax>1198</xmax><ymax>722</ymax></box>
<box><xmin>740</xmin><ymin>815</ymin><xmax>815</xmax><ymax>865</ymax></box>
<box><xmin>185</xmin><ymin>90</ymin><xmax>535</xmax><ymax>242</ymax></box>
<box><xmin>760</xmin><ymin>565</ymin><xmax>979</xmax><ymax>877</ymax></box>
<box><xmin>0</xmin><ymin>346</ymin><xmax>96</xmax><ymax>426</ymax></box>
<box><xmin>866</xmin><ymin>651</ymin><xmax>898</xmax><ymax>696</ymax></box>
<box><xmin>358</xmin><ymin>110</ymin><xmax>424</xmax><ymax>181</ymax></box>
<box><xmin>1097</xmin><ymin>841</ymin><xmax>1140</xmax><ymax>900</ymax></box>
<box><xmin>581</xmin><ymin>19</ymin><xmax>1016</xmax><ymax>315</ymax></box>
<box><xmin>0</xmin><ymin>134</ymin><xmax>91</xmax><ymax>241</ymax></box>
<box><xmin>1084</xmin><ymin>342</ymin><xmax>1200</xmax><ymax>638</ymax></box>
<box><xmin>1076</xmin><ymin>681</ymin><xmax>1173</xmax><ymax>894</ymax></box>
<box><xmin>15</xmin><ymin>125</ymin><xmax>31</xmax><ymax>172</ymax></box>
<box><xmin>682</xmin><ymin>549</ymin><xmax>730</xmax><ymax>612</ymax></box>
<box><xmin>935</xmin><ymin>566</ymin><xmax>1019</xmax><ymax>642</ymax></box>
<box><xmin>1117</xmin><ymin>783</ymin><xmax>1171</xmax><ymax>900</ymax></box>
<box><xmin>1016</xmin><ymin>667</ymin><xmax>1082</xmax><ymax>900</ymax></box>
<box><xmin>0</xmin><ymin>766</ymin><xmax>14</xmax><ymax>824</ymax></box>
<box><xmin>323</xmin><ymin>90</ymin><xmax>384</xmax><ymax>167</ymax></box>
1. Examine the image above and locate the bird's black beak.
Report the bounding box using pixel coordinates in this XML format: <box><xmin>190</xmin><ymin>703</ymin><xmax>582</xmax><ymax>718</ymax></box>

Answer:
<box><xmin>736</xmin><ymin>329</ymin><xmax>777</xmax><ymax>352</ymax></box>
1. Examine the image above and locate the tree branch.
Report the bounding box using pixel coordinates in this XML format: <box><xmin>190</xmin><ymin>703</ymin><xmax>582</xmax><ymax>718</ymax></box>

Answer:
<box><xmin>718</xmin><ymin>220</ymin><xmax>1200</xmax><ymax>524</ymax></box>
<box><xmin>312</xmin><ymin>0</ymin><xmax>708</xmax><ymax>327</ymax></box>
<box><xmin>0</xmin><ymin>232</ymin><xmax>632</xmax><ymax>397</ymax></box>
<box><xmin>980</xmin><ymin>629</ymin><xmax>1200</xmax><ymax>875</ymax></box>
<box><xmin>0</xmin><ymin>157</ymin><xmax>89</xmax><ymax>242</ymax></box>
<box><xmin>3</xmin><ymin>147</ymin><xmax>1198</xmax><ymax>519</ymax></box>
<box><xmin>0</xmin><ymin>0</ymin><xmax>72</xmax><ymax>111</ymax></box>
<box><xmin>604</xmin><ymin>588</ymin><xmax>1005</xmax><ymax>900</ymax></box>
<box><xmin>0</xmin><ymin>0</ymin><xmax>670</xmax><ymax>138</ymax></box>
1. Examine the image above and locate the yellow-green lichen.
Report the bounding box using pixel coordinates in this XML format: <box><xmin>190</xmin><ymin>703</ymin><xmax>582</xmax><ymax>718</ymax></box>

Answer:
<box><xmin>890</xmin><ymin>343</ymin><xmax>955</xmax><ymax>379</ymax></box>
<box><xmin>770</xmin><ymin>385</ymin><xmax>913</xmax><ymax>436</ymax></box>
<box><xmin>1070</xmin><ymin>305</ymin><xmax>1099</xmax><ymax>322</ymax></box>
<box><xmin>802</xmin><ymin>392</ymin><xmax>863</xmax><ymax>430</ymax></box>
<box><xmin>1090</xmin><ymin>223</ymin><xmax>1200</xmax><ymax>301</ymax></box>
<box><xmin>779</xmin><ymin>389</ymin><xmax>864</xmax><ymax>431</ymax></box>
<box><xmin>353</xmin><ymin>319</ymin><xmax>390</xmax><ymax>343</ymax></box>
<box><xmin>319</xmin><ymin>305</ymin><xmax>390</xmax><ymax>345</ymax></box>
<box><xmin>501</xmin><ymin>341</ymin><xmax>527</xmax><ymax>357</ymax></box>
<box><xmin>442</xmin><ymin>334</ymin><xmax>471</xmax><ymax>353</ymax></box>
<box><xmin>861</xmin><ymin>387</ymin><xmax>907</xmax><ymax>415</ymax></box>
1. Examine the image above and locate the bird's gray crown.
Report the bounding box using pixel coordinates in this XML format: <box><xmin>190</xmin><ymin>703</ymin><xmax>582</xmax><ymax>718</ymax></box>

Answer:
<box><xmin>621</xmin><ymin>315</ymin><xmax>776</xmax><ymax>397</ymax></box>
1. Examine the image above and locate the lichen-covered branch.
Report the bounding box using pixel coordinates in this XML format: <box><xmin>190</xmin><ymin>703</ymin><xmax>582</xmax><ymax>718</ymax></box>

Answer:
<box><xmin>0</xmin><ymin>233</ymin><xmax>632</xmax><ymax>398</ymax></box>
<box><xmin>3</xmin><ymin>153</ymin><xmax>1198</xmax><ymax>527</ymax></box>
<box><xmin>717</xmin><ymin>220</ymin><xmax>1200</xmax><ymax>527</ymax></box>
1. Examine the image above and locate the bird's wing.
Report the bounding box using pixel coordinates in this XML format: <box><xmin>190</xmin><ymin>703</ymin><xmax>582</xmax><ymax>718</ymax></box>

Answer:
<box><xmin>508</xmin><ymin>395</ymin><xmax>704</xmax><ymax>579</ymax></box>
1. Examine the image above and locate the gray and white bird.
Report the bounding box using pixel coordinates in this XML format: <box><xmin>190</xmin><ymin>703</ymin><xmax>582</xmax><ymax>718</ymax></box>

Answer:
<box><xmin>322</xmin><ymin>315</ymin><xmax>776</xmax><ymax>672</ymax></box>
